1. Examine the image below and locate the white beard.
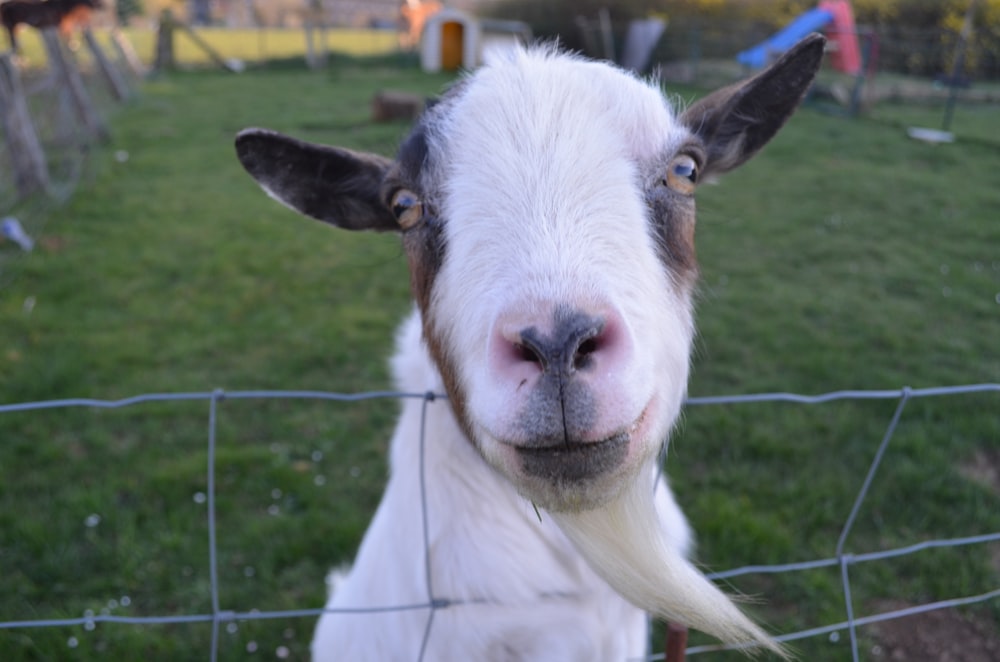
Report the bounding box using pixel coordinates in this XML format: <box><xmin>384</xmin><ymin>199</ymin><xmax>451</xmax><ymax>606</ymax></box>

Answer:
<box><xmin>551</xmin><ymin>473</ymin><xmax>789</xmax><ymax>658</ymax></box>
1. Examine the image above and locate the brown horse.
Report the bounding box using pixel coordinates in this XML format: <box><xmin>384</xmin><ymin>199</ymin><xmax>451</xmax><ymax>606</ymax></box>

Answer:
<box><xmin>1</xmin><ymin>0</ymin><xmax>102</xmax><ymax>53</ymax></box>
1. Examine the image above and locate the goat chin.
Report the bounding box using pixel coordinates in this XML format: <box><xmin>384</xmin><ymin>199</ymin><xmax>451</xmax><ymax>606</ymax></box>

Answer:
<box><xmin>550</xmin><ymin>476</ymin><xmax>789</xmax><ymax>659</ymax></box>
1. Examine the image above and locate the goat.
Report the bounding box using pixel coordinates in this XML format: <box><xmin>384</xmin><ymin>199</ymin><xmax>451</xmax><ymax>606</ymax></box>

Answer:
<box><xmin>235</xmin><ymin>35</ymin><xmax>825</xmax><ymax>660</ymax></box>
<box><xmin>1</xmin><ymin>0</ymin><xmax>101</xmax><ymax>53</ymax></box>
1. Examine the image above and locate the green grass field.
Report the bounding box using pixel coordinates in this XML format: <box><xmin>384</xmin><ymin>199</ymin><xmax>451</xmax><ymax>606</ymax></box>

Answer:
<box><xmin>0</xmin><ymin>54</ymin><xmax>998</xmax><ymax>660</ymax></box>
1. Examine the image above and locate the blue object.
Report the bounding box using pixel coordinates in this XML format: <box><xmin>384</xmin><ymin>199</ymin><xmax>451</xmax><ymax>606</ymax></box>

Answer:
<box><xmin>2</xmin><ymin>216</ymin><xmax>34</xmax><ymax>252</ymax></box>
<box><xmin>737</xmin><ymin>8</ymin><xmax>833</xmax><ymax>69</ymax></box>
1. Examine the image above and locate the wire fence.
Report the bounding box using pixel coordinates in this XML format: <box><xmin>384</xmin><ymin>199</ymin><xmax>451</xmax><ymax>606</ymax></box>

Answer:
<box><xmin>0</xmin><ymin>29</ymin><xmax>141</xmax><ymax>284</ymax></box>
<box><xmin>1</xmin><ymin>383</ymin><xmax>998</xmax><ymax>661</ymax></box>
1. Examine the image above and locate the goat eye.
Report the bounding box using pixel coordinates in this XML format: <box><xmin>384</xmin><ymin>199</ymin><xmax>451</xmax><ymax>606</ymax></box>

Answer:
<box><xmin>664</xmin><ymin>155</ymin><xmax>699</xmax><ymax>195</ymax></box>
<box><xmin>390</xmin><ymin>189</ymin><xmax>423</xmax><ymax>230</ymax></box>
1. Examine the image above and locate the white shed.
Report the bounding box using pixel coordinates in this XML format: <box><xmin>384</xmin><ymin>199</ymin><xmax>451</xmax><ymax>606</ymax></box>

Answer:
<box><xmin>420</xmin><ymin>8</ymin><xmax>480</xmax><ymax>73</ymax></box>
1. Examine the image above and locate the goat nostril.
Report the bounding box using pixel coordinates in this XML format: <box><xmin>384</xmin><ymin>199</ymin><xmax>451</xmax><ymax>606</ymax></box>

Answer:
<box><xmin>578</xmin><ymin>337</ymin><xmax>599</xmax><ymax>356</ymax></box>
<box><xmin>573</xmin><ymin>336</ymin><xmax>600</xmax><ymax>370</ymax></box>
<box><xmin>506</xmin><ymin>311</ymin><xmax>619</xmax><ymax>376</ymax></box>
<box><xmin>515</xmin><ymin>342</ymin><xmax>543</xmax><ymax>366</ymax></box>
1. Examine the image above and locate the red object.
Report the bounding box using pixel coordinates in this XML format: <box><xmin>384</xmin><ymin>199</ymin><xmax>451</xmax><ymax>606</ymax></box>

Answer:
<box><xmin>819</xmin><ymin>0</ymin><xmax>861</xmax><ymax>74</ymax></box>
<box><xmin>665</xmin><ymin>622</ymin><xmax>689</xmax><ymax>662</ymax></box>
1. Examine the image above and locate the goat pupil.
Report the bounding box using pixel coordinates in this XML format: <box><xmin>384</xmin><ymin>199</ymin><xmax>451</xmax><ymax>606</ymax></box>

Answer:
<box><xmin>393</xmin><ymin>198</ymin><xmax>413</xmax><ymax>218</ymax></box>
<box><xmin>392</xmin><ymin>190</ymin><xmax>419</xmax><ymax>220</ymax></box>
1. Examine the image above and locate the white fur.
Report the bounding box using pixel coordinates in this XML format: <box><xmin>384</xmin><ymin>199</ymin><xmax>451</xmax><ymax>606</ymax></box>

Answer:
<box><xmin>422</xmin><ymin>50</ymin><xmax>696</xmax><ymax>511</ymax></box>
<box><xmin>306</xmin><ymin>48</ymin><xmax>793</xmax><ymax>658</ymax></box>
<box><xmin>312</xmin><ymin>312</ymin><xmax>693</xmax><ymax>660</ymax></box>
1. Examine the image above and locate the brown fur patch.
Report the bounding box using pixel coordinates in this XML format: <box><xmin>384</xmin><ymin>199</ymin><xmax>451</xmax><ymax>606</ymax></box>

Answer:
<box><xmin>402</xmin><ymin>222</ymin><xmax>476</xmax><ymax>446</ymax></box>
<box><xmin>418</xmin><ymin>298</ymin><xmax>476</xmax><ymax>445</ymax></box>
<box><xmin>646</xmin><ymin>187</ymin><xmax>699</xmax><ymax>288</ymax></box>
<box><xmin>385</xmin><ymin>114</ymin><xmax>477</xmax><ymax>443</ymax></box>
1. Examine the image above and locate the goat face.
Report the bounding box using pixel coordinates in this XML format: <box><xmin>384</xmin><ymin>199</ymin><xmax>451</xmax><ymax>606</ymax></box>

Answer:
<box><xmin>236</xmin><ymin>37</ymin><xmax>823</xmax><ymax>513</ymax></box>
<box><xmin>236</xmin><ymin>36</ymin><xmax>823</xmax><ymax>652</ymax></box>
<box><xmin>399</xmin><ymin>53</ymin><xmax>704</xmax><ymax>514</ymax></box>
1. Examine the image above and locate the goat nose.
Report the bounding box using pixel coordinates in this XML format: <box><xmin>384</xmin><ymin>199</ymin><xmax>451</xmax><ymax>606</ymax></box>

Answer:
<box><xmin>517</xmin><ymin>314</ymin><xmax>605</xmax><ymax>374</ymax></box>
<box><xmin>489</xmin><ymin>308</ymin><xmax>628</xmax><ymax>388</ymax></box>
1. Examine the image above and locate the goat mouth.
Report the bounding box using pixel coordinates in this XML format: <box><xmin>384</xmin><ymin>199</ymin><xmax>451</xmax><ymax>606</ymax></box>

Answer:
<box><xmin>515</xmin><ymin>433</ymin><xmax>629</xmax><ymax>483</ymax></box>
<box><xmin>506</xmin><ymin>401</ymin><xmax>654</xmax><ymax>484</ymax></box>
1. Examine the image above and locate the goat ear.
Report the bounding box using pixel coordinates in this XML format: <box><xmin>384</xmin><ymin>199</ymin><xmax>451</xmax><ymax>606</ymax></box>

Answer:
<box><xmin>235</xmin><ymin>128</ymin><xmax>399</xmax><ymax>232</ymax></box>
<box><xmin>680</xmin><ymin>33</ymin><xmax>826</xmax><ymax>178</ymax></box>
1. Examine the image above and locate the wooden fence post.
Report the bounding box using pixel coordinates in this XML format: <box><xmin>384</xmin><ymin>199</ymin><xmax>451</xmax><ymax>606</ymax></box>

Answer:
<box><xmin>83</xmin><ymin>29</ymin><xmax>131</xmax><ymax>102</ymax></box>
<box><xmin>154</xmin><ymin>9</ymin><xmax>176</xmax><ymax>71</ymax></box>
<box><xmin>0</xmin><ymin>53</ymin><xmax>50</xmax><ymax>198</ymax></box>
<box><xmin>154</xmin><ymin>9</ymin><xmax>239</xmax><ymax>74</ymax></box>
<box><xmin>304</xmin><ymin>19</ymin><xmax>327</xmax><ymax>70</ymax></box>
<box><xmin>110</xmin><ymin>28</ymin><xmax>146</xmax><ymax>78</ymax></box>
<box><xmin>304</xmin><ymin>19</ymin><xmax>318</xmax><ymax>69</ymax></box>
<box><xmin>41</xmin><ymin>28</ymin><xmax>109</xmax><ymax>142</ymax></box>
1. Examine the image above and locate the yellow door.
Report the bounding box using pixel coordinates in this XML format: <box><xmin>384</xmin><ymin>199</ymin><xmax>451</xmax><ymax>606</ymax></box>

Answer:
<box><xmin>441</xmin><ymin>21</ymin><xmax>464</xmax><ymax>71</ymax></box>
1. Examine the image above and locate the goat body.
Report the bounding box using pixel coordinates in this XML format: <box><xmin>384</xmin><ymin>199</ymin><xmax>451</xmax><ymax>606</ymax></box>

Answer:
<box><xmin>311</xmin><ymin>312</ymin><xmax>692</xmax><ymax>659</ymax></box>
<box><xmin>236</xmin><ymin>35</ymin><xmax>825</xmax><ymax>660</ymax></box>
<box><xmin>1</xmin><ymin>0</ymin><xmax>101</xmax><ymax>52</ymax></box>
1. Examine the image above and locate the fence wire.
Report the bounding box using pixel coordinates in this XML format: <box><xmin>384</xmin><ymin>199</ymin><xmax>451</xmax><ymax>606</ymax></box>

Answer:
<box><xmin>1</xmin><ymin>383</ymin><xmax>998</xmax><ymax>661</ymax></box>
<box><xmin>1</xmin><ymin>32</ymin><xmax>139</xmax><ymax>289</ymax></box>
